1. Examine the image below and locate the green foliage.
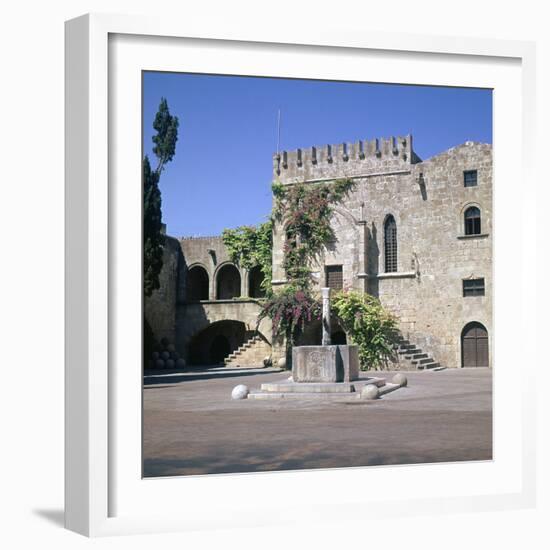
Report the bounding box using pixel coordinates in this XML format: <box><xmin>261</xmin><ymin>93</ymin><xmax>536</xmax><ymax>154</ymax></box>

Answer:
<box><xmin>143</xmin><ymin>155</ymin><xmax>164</xmax><ymax>297</ymax></box>
<box><xmin>152</xmin><ymin>98</ymin><xmax>180</xmax><ymax>173</ymax></box>
<box><xmin>221</xmin><ymin>221</ymin><xmax>273</xmax><ymax>296</ymax></box>
<box><xmin>271</xmin><ymin>178</ymin><xmax>355</xmax><ymax>288</ymax></box>
<box><xmin>257</xmin><ymin>285</ymin><xmax>321</xmax><ymax>345</ymax></box>
<box><xmin>143</xmin><ymin>98</ymin><xmax>179</xmax><ymax>297</ymax></box>
<box><xmin>332</xmin><ymin>290</ymin><xmax>399</xmax><ymax>370</ymax></box>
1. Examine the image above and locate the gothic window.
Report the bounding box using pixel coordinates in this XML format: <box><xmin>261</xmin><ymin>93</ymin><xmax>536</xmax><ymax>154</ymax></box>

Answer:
<box><xmin>464</xmin><ymin>206</ymin><xmax>481</xmax><ymax>235</ymax></box>
<box><xmin>384</xmin><ymin>215</ymin><xmax>398</xmax><ymax>273</ymax></box>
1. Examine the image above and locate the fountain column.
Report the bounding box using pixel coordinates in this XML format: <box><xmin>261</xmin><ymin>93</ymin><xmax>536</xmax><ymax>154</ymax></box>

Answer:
<box><xmin>321</xmin><ymin>287</ymin><xmax>331</xmax><ymax>346</ymax></box>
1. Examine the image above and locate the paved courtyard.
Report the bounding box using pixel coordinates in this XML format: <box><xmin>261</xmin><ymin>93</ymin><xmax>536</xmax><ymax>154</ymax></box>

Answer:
<box><xmin>143</xmin><ymin>366</ymin><xmax>492</xmax><ymax>477</ymax></box>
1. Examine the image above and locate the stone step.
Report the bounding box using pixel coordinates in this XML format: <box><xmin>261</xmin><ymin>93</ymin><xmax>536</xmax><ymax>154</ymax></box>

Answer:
<box><xmin>411</xmin><ymin>353</ymin><xmax>428</xmax><ymax>360</ymax></box>
<box><xmin>399</xmin><ymin>344</ymin><xmax>416</xmax><ymax>350</ymax></box>
<box><xmin>398</xmin><ymin>348</ymin><xmax>419</xmax><ymax>355</ymax></box>
<box><xmin>417</xmin><ymin>362</ymin><xmax>440</xmax><ymax>370</ymax></box>
<box><xmin>404</xmin><ymin>351</ymin><xmax>422</xmax><ymax>358</ymax></box>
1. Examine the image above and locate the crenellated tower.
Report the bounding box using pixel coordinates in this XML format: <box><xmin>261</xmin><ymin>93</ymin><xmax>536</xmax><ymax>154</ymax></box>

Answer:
<box><xmin>273</xmin><ymin>135</ymin><xmax>420</xmax><ymax>184</ymax></box>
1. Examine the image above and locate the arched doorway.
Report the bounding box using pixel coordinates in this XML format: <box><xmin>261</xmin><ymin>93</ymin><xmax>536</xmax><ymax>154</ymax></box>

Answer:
<box><xmin>188</xmin><ymin>320</ymin><xmax>246</xmax><ymax>365</ymax></box>
<box><xmin>186</xmin><ymin>265</ymin><xmax>209</xmax><ymax>301</ymax></box>
<box><xmin>248</xmin><ymin>265</ymin><xmax>265</xmax><ymax>298</ymax></box>
<box><xmin>461</xmin><ymin>322</ymin><xmax>489</xmax><ymax>367</ymax></box>
<box><xmin>216</xmin><ymin>264</ymin><xmax>241</xmax><ymax>299</ymax></box>
<box><xmin>210</xmin><ymin>334</ymin><xmax>231</xmax><ymax>364</ymax></box>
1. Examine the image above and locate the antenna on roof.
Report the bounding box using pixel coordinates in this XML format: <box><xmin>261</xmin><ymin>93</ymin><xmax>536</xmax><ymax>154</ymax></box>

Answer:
<box><xmin>276</xmin><ymin>108</ymin><xmax>281</xmax><ymax>154</ymax></box>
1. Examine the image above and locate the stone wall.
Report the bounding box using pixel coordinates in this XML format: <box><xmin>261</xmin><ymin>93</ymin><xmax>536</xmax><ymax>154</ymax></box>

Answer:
<box><xmin>273</xmin><ymin>137</ymin><xmax>492</xmax><ymax>369</ymax></box>
<box><xmin>144</xmin><ymin>236</ymin><xmax>182</xmax><ymax>346</ymax></box>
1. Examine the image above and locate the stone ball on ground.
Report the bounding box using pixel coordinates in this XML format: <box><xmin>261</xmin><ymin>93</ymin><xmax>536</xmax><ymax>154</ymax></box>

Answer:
<box><xmin>167</xmin><ymin>344</ymin><xmax>176</xmax><ymax>353</ymax></box>
<box><xmin>160</xmin><ymin>337</ymin><xmax>170</xmax><ymax>348</ymax></box>
<box><xmin>392</xmin><ymin>373</ymin><xmax>408</xmax><ymax>387</ymax></box>
<box><xmin>176</xmin><ymin>358</ymin><xmax>186</xmax><ymax>369</ymax></box>
<box><xmin>154</xmin><ymin>358</ymin><xmax>165</xmax><ymax>369</ymax></box>
<box><xmin>361</xmin><ymin>384</ymin><xmax>379</xmax><ymax>400</ymax></box>
<box><xmin>165</xmin><ymin>359</ymin><xmax>175</xmax><ymax>369</ymax></box>
<box><xmin>151</xmin><ymin>351</ymin><xmax>159</xmax><ymax>361</ymax></box>
<box><xmin>277</xmin><ymin>357</ymin><xmax>286</xmax><ymax>369</ymax></box>
<box><xmin>231</xmin><ymin>384</ymin><xmax>249</xmax><ymax>400</ymax></box>
<box><xmin>161</xmin><ymin>350</ymin><xmax>170</xmax><ymax>361</ymax></box>
<box><xmin>170</xmin><ymin>351</ymin><xmax>180</xmax><ymax>360</ymax></box>
<box><xmin>263</xmin><ymin>356</ymin><xmax>272</xmax><ymax>367</ymax></box>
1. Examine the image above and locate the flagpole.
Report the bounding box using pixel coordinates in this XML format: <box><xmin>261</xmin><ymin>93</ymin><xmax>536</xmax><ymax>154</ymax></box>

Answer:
<box><xmin>276</xmin><ymin>108</ymin><xmax>281</xmax><ymax>154</ymax></box>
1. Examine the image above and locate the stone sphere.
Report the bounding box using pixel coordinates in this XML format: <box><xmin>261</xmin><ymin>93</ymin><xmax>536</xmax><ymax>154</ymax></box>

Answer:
<box><xmin>231</xmin><ymin>384</ymin><xmax>249</xmax><ymax>400</ymax></box>
<box><xmin>263</xmin><ymin>356</ymin><xmax>272</xmax><ymax>367</ymax></box>
<box><xmin>277</xmin><ymin>357</ymin><xmax>286</xmax><ymax>369</ymax></box>
<box><xmin>170</xmin><ymin>351</ymin><xmax>180</xmax><ymax>361</ymax></box>
<box><xmin>161</xmin><ymin>350</ymin><xmax>171</xmax><ymax>361</ymax></box>
<box><xmin>165</xmin><ymin>359</ymin><xmax>175</xmax><ymax>369</ymax></box>
<box><xmin>151</xmin><ymin>351</ymin><xmax>160</xmax><ymax>361</ymax></box>
<box><xmin>160</xmin><ymin>337</ymin><xmax>170</xmax><ymax>348</ymax></box>
<box><xmin>167</xmin><ymin>343</ymin><xmax>176</xmax><ymax>353</ymax></box>
<box><xmin>176</xmin><ymin>358</ymin><xmax>186</xmax><ymax>369</ymax></box>
<box><xmin>361</xmin><ymin>384</ymin><xmax>379</xmax><ymax>400</ymax></box>
<box><xmin>154</xmin><ymin>358</ymin><xmax>165</xmax><ymax>369</ymax></box>
<box><xmin>392</xmin><ymin>373</ymin><xmax>408</xmax><ymax>387</ymax></box>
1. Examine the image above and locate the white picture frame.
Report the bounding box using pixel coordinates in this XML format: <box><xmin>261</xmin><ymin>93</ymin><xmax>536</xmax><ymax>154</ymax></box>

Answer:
<box><xmin>65</xmin><ymin>13</ymin><xmax>537</xmax><ymax>537</ymax></box>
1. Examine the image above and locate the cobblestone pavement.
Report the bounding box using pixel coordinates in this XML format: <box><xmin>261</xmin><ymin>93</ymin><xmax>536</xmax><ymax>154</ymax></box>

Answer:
<box><xmin>143</xmin><ymin>366</ymin><xmax>492</xmax><ymax>477</ymax></box>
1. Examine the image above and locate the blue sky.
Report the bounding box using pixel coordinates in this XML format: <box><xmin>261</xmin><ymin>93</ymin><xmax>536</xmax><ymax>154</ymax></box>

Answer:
<box><xmin>143</xmin><ymin>72</ymin><xmax>492</xmax><ymax>237</ymax></box>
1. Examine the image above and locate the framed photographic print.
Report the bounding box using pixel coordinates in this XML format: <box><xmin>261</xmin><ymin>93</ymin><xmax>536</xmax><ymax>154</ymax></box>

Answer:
<box><xmin>65</xmin><ymin>13</ymin><xmax>537</xmax><ymax>537</ymax></box>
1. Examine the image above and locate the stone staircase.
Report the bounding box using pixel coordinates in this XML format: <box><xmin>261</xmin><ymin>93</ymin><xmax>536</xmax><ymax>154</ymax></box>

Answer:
<box><xmin>395</xmin><ymin>337</ymin><xmax>442</xmax><ymax>370</ymax></box>
<box><xmin>224</xmin><ymin>334</ymin><xmax>272</xmax><ymax>368</ymax></box>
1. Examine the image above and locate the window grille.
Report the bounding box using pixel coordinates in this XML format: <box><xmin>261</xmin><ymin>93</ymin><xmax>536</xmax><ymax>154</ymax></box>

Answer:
<box><xmin>463</xmin><ymin>278</ymin><xmax>485</xmax><ymax>297</ymax></box>
<box><xmin>464</xmin><ymin>170</ymin><xmax>478</xmax><ymax>187</ymax></box>
<box><xmin>384</xmin><ymin>215</ymin><xmax>398</xmax><ymax>272</ymax></box>
<box><xmin>325</xmin><ymin>265</ymin><xmax>343</xmax><ymax>290</ymax></box>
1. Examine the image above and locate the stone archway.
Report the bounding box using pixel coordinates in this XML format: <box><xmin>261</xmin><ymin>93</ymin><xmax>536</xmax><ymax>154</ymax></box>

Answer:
<box><xmin>216</xmin><ymin>264</ymin><xmax>241</xmax><ymax>300</ymax></box>
<box><xmin>186</xmin><ymin>265</ymin><xmax>209</xmax><ymax>301</ymax></box>
<box><xmin>248</xmin><ymin>266</ymin><xmax>265</xmax><ymax>298</ymax></box>
<box><xmin>188</xmin><ymin>320</ymin><xmax>246</xmax><ymax>365</ymax></box>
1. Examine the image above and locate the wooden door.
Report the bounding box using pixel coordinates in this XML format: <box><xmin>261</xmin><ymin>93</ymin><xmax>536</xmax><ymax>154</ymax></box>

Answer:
<box><xmin>461</xmin><ymin>322</ymin><xmax>489</xmax><ymax>367</ymax></box>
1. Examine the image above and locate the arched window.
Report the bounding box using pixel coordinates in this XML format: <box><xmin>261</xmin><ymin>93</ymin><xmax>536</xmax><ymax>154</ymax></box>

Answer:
<box><xmin>216</xmin><ymin>264</ymin><xmax>241</xmax><ymax>300</ymax></box>
<box><xmin>464</xmin><ymin>206</ymin><xmax>481</xmax><ymax>235</ymax></box>
<box><xmin>384</xmin><ymin>215</ymin><xmax>397</xmax><ymax>273</ymax></box>
<box><xmin>186</xmin><ymin>265</ymin><xmax>209</xmax><ymax>301</ymax></box>
<box><xmin>248</xmin><ymin>265</ymin><xmax>265</xmax><ymax>298</ymax></box>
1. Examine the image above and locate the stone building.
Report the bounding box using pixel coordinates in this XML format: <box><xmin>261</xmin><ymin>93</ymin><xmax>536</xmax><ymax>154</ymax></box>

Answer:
<box><xmin>146</xmin><ymin>134</ymin><xmax>492</xmax><ymax>370</ymax></box>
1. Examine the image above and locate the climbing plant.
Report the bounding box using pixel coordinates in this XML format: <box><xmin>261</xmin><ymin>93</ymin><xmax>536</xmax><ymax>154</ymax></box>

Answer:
<box><xmin>332</xmin><ymin>290</ymin><xmax>399</xmax><ymax>370</ymax></box>
<box><xmin>271</xmin><ymin>178</ymin><xmax>355</xmax><ymax>288</ymax></box>
<box><xmin>256</xmin><ymin>284</ymin><xmax>322</xmax><ymax>345</ymax></box>
<box><xmin>221</xmin><ymin>220</ymin><xmax>273</xmax><ymax>296</ymax></box>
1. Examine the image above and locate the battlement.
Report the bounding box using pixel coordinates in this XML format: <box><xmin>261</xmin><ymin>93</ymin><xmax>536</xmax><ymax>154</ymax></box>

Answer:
<box><xmin>273</xmin><ymin>134</ymin><xmax>419</xmax><ymax>184</ymax></box>
<box><xmin>180</xmin><ymin>235</ymin><xmax>222</xmax><ymax>241</ymax></box>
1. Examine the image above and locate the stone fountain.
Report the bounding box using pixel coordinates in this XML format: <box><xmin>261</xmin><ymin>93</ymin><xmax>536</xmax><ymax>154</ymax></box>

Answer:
<box><xmin>244</xmin><ymin>288</ymin><xmax>405</xmax><ymax>400</ymax></box>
